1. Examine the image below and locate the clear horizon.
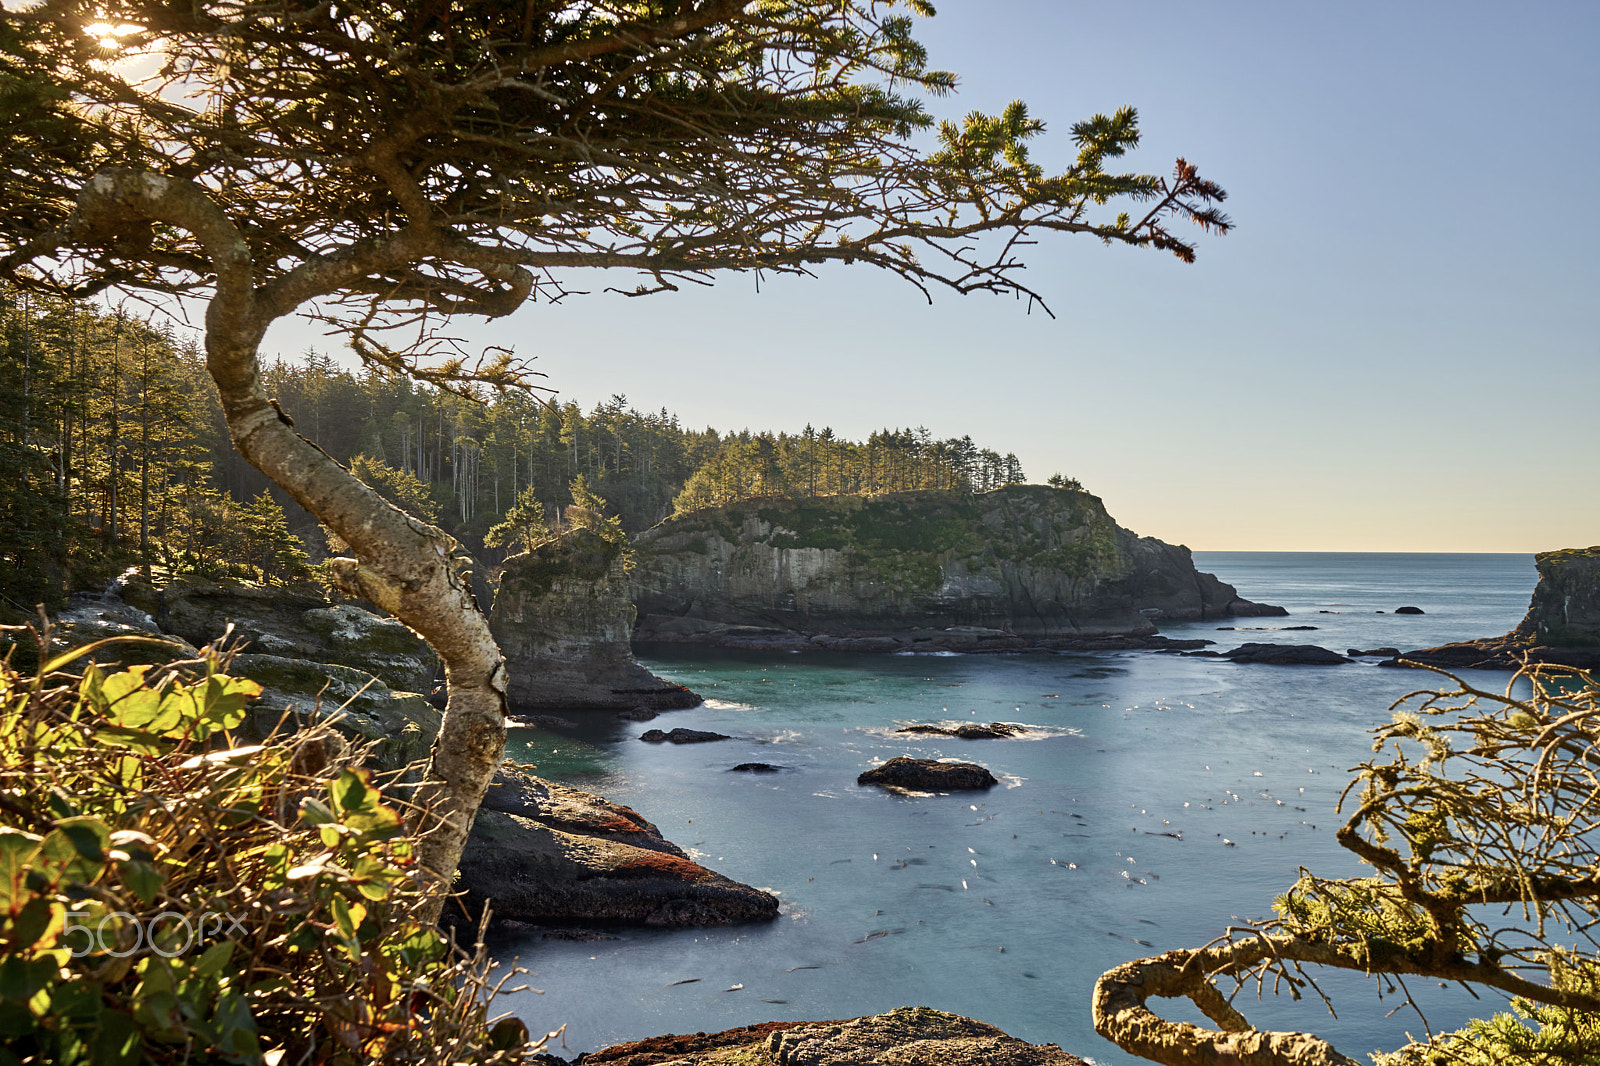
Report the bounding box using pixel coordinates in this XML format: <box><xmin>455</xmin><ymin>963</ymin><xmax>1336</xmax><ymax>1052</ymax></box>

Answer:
<box><xmin>261</xmin><ymin>1</ymin><xmax>1599</xmax><ymax>554</ymax></box>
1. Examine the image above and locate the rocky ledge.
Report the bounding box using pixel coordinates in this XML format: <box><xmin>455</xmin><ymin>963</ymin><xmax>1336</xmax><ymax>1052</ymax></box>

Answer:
<box><xmin>491</xmin><ymin>528</ymin><xmax>702</xmax><ymax>710</ymax></box>
<box><xmin>1379</xmin><ymin>547</ymin><xmax>1600</xmax><ymax>672</ymax></box>
<box><xmin>561</xmin><ymin>1006</ymin><xmax>1086</xmax><ymax>1066</ymax></box>
<box><xmin>631</xmin><ymin>486</ymin><xmax>1283</xmax><ymax>646</ymax></box>
<box><xmin>858</xmin><ymin>757</ymin><xmax>997</xmax><ymax>791</ymax></box>
<box><xmin>455</xmin><ymin>768</ymin><xmax>779</xmax><ymax>929</ymax></box>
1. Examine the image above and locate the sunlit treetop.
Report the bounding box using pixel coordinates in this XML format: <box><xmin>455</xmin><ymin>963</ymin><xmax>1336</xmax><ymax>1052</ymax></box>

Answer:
<box><xmin>1</xmin><ymin>0</ymin><xmax>1228</xmax><ymax>387</ymax></box>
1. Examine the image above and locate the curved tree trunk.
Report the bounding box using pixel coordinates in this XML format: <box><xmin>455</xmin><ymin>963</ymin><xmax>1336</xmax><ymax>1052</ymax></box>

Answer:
<box><xmin>71</xmin><ymin>169</ymin><xmax>508</xmax><ymax>923</ymax></box>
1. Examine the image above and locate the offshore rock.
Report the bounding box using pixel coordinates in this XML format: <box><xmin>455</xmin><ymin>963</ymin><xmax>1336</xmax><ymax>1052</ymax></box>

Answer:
<box><xmin>568</xmin><ymin>1006</ymin><xmax>1087</xmax><ymax>1066</ymax></box>
<box><xmin>1218</xmin><ymin>643</ymin><xmax>1351</xmax><ymax>665</ymax></box>
<box><xmin>640</xmin><ymin>728</ymin><xmax>730</xmax><ymax>744</ymax></box>
<box><xmin>631</xmin><ymin>486</ymin><xmax>1282</xmax><ymax>646</ymax></box>
<box><xmin>490</xmin><ymin>528</ymin><xmax>701</xmax><ymax>710</ymax></box>
<box><xmin>896</xmin><ymin>722</ymin><xmax>1027</xmax><ymax>739</ymax></box>
<box><xmin>858</xmin><ymin>756</ymin><xmax>997</xmax><ymax>791</ymax></box>
<box><xmin>115</xmin><ymin>570</ymin><xmax>438</xmax><ymax>691</ymax></box>
<box><xmin>455</xmin><ymin>769</ymin><xmax>779</xmax><ymax>928</ymax></box>
<box><xmin>1384</xmin><ymin>547</ymin><xmax>1600</xmax><ymax>672</ymax></box>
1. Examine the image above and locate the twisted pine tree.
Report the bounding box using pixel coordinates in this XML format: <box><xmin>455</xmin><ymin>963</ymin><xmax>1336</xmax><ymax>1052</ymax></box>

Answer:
<box><xmin>1</xmin><ymin>0</ymin><xmax>1229</xmax><ymax>916</ymax></box>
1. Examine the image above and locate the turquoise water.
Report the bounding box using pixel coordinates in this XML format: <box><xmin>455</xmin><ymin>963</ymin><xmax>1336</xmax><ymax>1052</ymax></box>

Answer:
<box><xmin>497</xmin><ymin>552</ymin><xmax>1538</xmax><ymax>1063</ymax></box>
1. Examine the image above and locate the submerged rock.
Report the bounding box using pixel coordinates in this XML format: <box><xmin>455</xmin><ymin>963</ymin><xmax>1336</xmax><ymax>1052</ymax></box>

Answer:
<box><xmin>631</xmin><ymin>485</ymin><xmax>1284</xmax><ymax>646</ymax></box>
<box><xmin>896</xmin><ymin>722</ymin><xmax>1027</xmax><ymax>739</ymax></box>
<box><xmin>490</xmin><ymin>528</ymin><xmax>702</xmax><ymax>711</ymax></box>
<box><xmin>1394</xmin><ymin>605</ymin><xmax>1425</xmax><ymax>615</ymax></box>
<box><xmin>729</xmin><ymin>763</ymin><xmax>784</xmax><ymax>773</ymax></box>
<box><xmin>858</xmin><ymin>756</ymin><xmax>997</xmax><ymax>791</ymax></box>
<box><xmin>640</xmin><ymin>728</ymin><xmax>731</xmax><ymax>744</ymax></box>
<box><xmin>569</xmin><ymin>1006</ymin><xmax>1086</xmax><ymax>1066</ymax></box>
<box><xmin>455</xmin><ymin>769</ymin><xmax>779</xmax><ymax>928</ymax></box>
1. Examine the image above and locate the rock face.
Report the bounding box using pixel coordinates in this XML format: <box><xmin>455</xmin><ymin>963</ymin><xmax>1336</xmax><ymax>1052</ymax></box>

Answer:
<box><xmin>230</xmin><ymin>652</ymin><xmax>441</xmax><ymax>778</ymax></box>
<box><xmin>1383</xmin><ymin>547</ymin><xmax>1600</xmax><ymax>672</ymax></box>
<box><xmin>858</xmin><ymin>756</ymin><xmax>997</xmax><ymax>791</ymax></box>
<box><xmin>115</xmin><ymin>571</ymin><xmax>439</xmax><ymax>691</ymax></box>
<box><xmin>1517</xmin><ymin>547</ymin><xmax>1600</xmax><ymax>646</ymax></box>
<box><xmin>489</xmin><ymin>529</ymin><xmax>702</xmax><ymax>710</ymax></box>
<box><xmin>569</xmin><ymin>1006</ymin><xmax>1087</xmax><ymax>1066</ymax></box>
<box><xmin>630</xmin><ymin>486</ymin><xmax>1282</xmax><ymax>645</ymax></box>
<box><xmin>455</xmin><ymin>769</ymin><xmax>779</xmax><ymax>928</ymax></box>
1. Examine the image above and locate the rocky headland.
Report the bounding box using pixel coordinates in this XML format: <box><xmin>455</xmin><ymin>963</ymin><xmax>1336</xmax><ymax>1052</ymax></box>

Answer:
<box><xmin>1380</xmin><ymin>546</ymin><xmax>1600</xmax><ymax>671</ymax></box>
<box><xmin>628</xmin><ymin>486</ymin><xmax>1282</xmax><ymax>650</ymax></box>
<box><xmin>490</xmin><ymin>528</ymin><xmax>702</xmax><ymax>710</ymax></box>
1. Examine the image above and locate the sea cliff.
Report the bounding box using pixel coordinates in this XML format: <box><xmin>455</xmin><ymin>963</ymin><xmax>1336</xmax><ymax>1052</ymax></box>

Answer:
<box><xmin>629</xmin><ymin>486</ymin><xmax>1280</xmax><ymax>645</ymax></box>
<box><xmin>489</xmin><ymin>528</ymin><xmax>702</xmax><ymax>710</ymax></box>
<box><xmin>1384</xmin><ymin>546</ymin><xmax>1600</xmax><ymax>670</ymax></box>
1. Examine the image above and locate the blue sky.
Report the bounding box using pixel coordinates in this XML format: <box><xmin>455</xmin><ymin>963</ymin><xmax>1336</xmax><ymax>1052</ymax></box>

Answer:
<box><xmin>267</xmin><ymin>1</ymin><xmax>1600</xmax><ymax>552</ymax></box>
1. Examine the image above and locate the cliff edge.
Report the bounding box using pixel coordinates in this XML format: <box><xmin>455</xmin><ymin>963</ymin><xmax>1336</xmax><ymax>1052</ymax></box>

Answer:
<box><xmin>629</xmin><ymin>486</ymin><xmax>1280</xmax><ymax>644</ymax></box>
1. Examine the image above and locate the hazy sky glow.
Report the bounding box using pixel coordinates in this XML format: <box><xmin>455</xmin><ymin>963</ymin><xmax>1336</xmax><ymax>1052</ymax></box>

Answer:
<box><xmin>265</xmin><ymin>1</ymin><xmax>1599</xmax><ymax>552</ymax></box>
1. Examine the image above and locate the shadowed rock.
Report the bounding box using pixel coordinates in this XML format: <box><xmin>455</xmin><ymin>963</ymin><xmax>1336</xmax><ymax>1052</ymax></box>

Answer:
<box><xmin>858</xmin><ymin>756</ymin><xmax>997</xmax><ymax>791</ymax></box>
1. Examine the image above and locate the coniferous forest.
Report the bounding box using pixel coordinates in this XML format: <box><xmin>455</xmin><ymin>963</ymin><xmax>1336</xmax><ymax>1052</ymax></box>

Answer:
<box><xmin>0</xmin><ymin>287</ymin><xmax>1032</xmax><ymax>614</ymax></box>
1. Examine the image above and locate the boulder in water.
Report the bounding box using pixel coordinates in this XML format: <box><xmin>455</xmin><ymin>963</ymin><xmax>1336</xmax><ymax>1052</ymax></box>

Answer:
<box><xmin>858</xmin><ymin>756</ymin><xmax>997</xmax><ymax>791</ymax></box>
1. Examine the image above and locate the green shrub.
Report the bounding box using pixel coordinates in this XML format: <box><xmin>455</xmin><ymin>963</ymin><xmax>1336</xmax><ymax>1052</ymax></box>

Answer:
<box><xmin>0</xmin><ymin>629</ymin><xmax>543</xmax><ymax>1065</ymax></box>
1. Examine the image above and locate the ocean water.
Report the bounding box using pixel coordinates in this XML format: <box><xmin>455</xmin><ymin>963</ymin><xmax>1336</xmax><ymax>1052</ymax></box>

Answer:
<box><xmin>495</xmin><ymin>552</ymin><xmax>1538</xmax><ymax>1063</ymax></box>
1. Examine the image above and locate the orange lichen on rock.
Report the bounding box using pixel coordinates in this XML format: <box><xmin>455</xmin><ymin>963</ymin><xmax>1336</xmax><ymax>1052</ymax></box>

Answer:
<box><xmin>614</xmin><ymin>852</ymin><xmax>713</xmax><ymax>881</ymax></box>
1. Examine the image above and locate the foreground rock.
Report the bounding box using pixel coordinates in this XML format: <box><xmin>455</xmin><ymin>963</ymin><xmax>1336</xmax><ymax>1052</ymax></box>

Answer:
<box><xmin>455</xmin><ymin>769</ymin><xmax>778</xmax><ymax>928</ymax></box>
<box><xmin>858</xmin><ymin>756</ymin><xmax>997</xmax><ymax>791</ymax></box>
<box><xmin>231</xmin><ymin>653</ymin><xmax>440</xmax><ymax>777</ymax></box>
<box><xmin>116</xmin><ymin>570</ymin><xmax>439</xmax><ymax>691</ymax></box>
<box><xmin>567</xmin><ymin>1006</ymin><xmax>1086</xmax><ymax>1066</ymax></box>
<box><xmin>1383</xmin><ymin>547</ymin><xmax>1600</xmax><ymax>672</ymax></box>
<box><xmin>490</xmin><ymin>528</ymin><xmax>702</xmax><ymax>710</ymax></box>
<box><xmin>631</xmin><ymin>486</ymin><xmax>1284</xmax><ymax>646</ymax></box>
<box><xmin>897</xmin><ymin>722</ymin><xmax>1026</xmax><ymax>739</ymax></box>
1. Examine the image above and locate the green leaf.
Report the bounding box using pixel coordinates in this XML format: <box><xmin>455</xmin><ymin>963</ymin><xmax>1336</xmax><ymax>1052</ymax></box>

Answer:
<box><xmin>194</xmin><ymin>940</ymin><xmax>234</xmax><ymax>979</ymax></box>
<box><xmin>0</xmin><ymin>829</ymin><xmax>43</xmax><ymax>912</ymax></box>
<box><xmin>117</xmin><ymin>860</ymin><xmax>162</xmax><ymax>906</ymax></box>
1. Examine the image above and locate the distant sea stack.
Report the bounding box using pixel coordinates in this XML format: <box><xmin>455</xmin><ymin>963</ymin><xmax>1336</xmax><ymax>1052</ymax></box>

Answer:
<box><xmin>489</xmin><ymin>528</ymin><xmax>701</xmax><ymax>710</ymax></box>
<box><xmin>1386</xmin><ymin>546</ymin><xmax>1600</xmax><ymax>671</ymax></box>
<box><xmin>629</xmin><ymin>486</ymin><xmax>1282</xmax><ymax>646</ymax></box>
